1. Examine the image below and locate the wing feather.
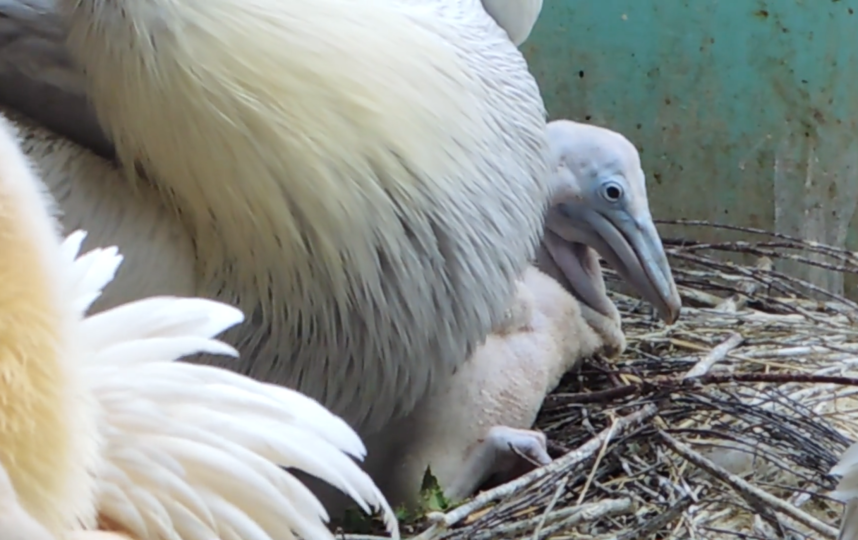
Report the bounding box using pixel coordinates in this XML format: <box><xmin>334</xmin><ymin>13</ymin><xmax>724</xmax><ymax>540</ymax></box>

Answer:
<box><xmin>62</xmin><ymin>230</ymin><xmax>399</xmax><ymax>539</ymax></box>
<box><xmin>61</xmin><ymin>231</ymin><xmax>123</xmax><ymax>313</ymax></box>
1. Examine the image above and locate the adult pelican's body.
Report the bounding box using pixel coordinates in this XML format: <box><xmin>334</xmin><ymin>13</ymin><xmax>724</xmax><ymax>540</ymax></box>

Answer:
<box><xmin>0</xmin><ymin>0</ymin><xmax>554</xmax><ymax>507</ymax></box>
<box><xmin>0</xmin><ymin>0</ymin><xmax>681</xmax><ymax>508</ymax></box>
<box><xmin>0</xmin><ymin>112</ymin><xmax>399</xmax><ymax>540</ymax></box>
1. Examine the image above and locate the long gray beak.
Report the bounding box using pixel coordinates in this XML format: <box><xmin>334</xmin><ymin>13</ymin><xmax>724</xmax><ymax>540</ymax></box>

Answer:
<box><xmin>539</xmin><ymin>232</ymin><xmax>617</xmax><ymax>320</ymax></box>
<box><xmin>546</xmin><ymin>205</ymin><xmax>681</xmax><ymax>324</ymax></box>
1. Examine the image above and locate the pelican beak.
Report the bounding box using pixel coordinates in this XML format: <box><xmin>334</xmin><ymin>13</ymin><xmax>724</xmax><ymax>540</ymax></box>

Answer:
<box><xmin>546</xmin><ymin>203</ymin><xmax>681</xmax><ymax>324</ymax></box>
<box><xmin>539</xmin><ymin>232</ymin><xmax>618</xmax><ymax>321</ymax></box>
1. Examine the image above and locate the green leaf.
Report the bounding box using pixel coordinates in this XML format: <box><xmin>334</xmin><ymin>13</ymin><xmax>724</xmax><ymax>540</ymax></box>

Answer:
<box><xmin>419</xmin><ymin>467</ymin><xmax>451</xmax><ymax>512</ymax></box>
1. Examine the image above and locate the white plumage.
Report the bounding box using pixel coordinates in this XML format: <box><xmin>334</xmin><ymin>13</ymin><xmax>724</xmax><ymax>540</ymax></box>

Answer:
<box><xmin>393</xmin><ymin>265</ymin><xmax>625</xmax><ymax>504</ymax></box>
<box><xmin>71</xmin><ymin>233</ymin><xmax>400</xmax><ymax>540</ymax></box>
<box><xmin>52</xmin><ymin>0</ymin><xmax>551</xmax><ymax>448</ymax></box>
<box><xmin>4</xmin><ymin>105</ymin><xmax>197</xmax><ymax>310</ymax></box>
<box><xmin>0</xmin><ymin>112</ymin><xmax>399</xmax><ymax>539</ymax></box>
<box><xmin>0</xmin><ymin>0</ymin><xmax>552</xmax><ymax>509</ymax></box>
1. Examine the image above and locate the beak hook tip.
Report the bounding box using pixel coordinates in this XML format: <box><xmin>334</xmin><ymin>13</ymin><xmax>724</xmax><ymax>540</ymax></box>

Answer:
<box><xmin>662</xmin><ymin>298</ymin><xmax>682</xmax><ymax>325</ymax></box>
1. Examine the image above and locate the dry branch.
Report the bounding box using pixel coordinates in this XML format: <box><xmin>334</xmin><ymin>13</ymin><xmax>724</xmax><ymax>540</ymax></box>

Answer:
<box><xmin>658</xmin><ymin>431</ymin><xmax>839</xmax><ymax>538</ymax></box>
<box><xmin>683</xmin><ymin>332</ymin><xmax>744</xmax><ymax>379</ymax></box>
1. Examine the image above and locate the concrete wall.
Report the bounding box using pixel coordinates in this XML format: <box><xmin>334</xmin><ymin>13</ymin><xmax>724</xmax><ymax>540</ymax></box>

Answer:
<box><xmin>524</xmin><ymin>0</ymin><xmax>858</xmax><ymax>297</ymax></box>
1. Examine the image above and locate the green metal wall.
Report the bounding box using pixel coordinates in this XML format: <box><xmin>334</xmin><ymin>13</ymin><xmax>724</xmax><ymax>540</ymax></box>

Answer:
<box><xmin>523</xmin><ymin>0</ymin><xmax>858</xmax><ymax>297</ymax></box>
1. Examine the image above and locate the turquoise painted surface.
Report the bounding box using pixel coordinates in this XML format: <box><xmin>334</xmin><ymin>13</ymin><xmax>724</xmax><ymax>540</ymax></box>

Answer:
<box><xmin>523</xmin><ymin>0</ymin><xmax>858</xmax><ymax>296</ymax></box>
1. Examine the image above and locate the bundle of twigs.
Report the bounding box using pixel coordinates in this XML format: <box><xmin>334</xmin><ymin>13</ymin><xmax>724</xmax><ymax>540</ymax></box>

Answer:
<box><xmin>400</xmin><ymin>220</ymin><xmax>858</xmax><ymax>540</ymax></box>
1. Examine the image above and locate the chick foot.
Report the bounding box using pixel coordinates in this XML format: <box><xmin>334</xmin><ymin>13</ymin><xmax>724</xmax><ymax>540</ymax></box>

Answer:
<box><xmin>444</xmin><ymin>425</ymin><xmax>552</xmax><ymax>501</ymax></box>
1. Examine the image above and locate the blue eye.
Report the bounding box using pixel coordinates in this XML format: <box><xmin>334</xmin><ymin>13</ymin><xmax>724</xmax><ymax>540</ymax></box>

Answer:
<box><xmin>602</xmin><ymin>182</ymin><xmax>623</xmax><ymax>202</ymax></box>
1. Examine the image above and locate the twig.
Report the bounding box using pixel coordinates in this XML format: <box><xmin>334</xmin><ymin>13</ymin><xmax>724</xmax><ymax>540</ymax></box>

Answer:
<box><xmin>655</xmin><ymin>219</ymin><xmax>858</xmax><ymax>261</ymax></box>
<box><xmin>552</xmin><ymin>373</ymin><xmax>858</xmax><ymax>405</ymax></box>
<box><xmin>678</xmin><ymin>286</ymin><xmax>725</xmax><ymax>308</ymax></box>
<box><xmin>532</xmin><ymin>474</ymin><xmax>570</xmax><ymax>539</ymax></box>
<box><xmin>658</xmin><ymin>431</ymin><xmax>839</xmax><ymax>538</ymax></box>
<box><xmin>683</xmin><ymin>332</ymin><xmax>744</xmax><ymax>379</ymax></box>
<box><xmin>575</xmin><ymin>416</ymin><xmax>617</xmax><ymax>505</ymax></box>
<box><xmin>536</xmin><ymin>498</ymin><xmax>635</xmax><ymax>539</ymax></box>
<box><xmin>470</xmin><ymin>498</ymin><xmax>634</xmax><ymax>540</ymax></box>
<box><xmin>714</xmin><ymin>257</ymin><xmax>773</xmax><ymax>312</ymax></box>
<box><xmin>610</xmin><ymin>495</ymin><xmax>695</xmax><ymax>540</ymax></box>
<box><xmin>413</xmin><ymin>405</ymin><xmax>659</xmax><ymax>540</ymax></box>
<box><xmin>752</xmin><ymin>514</ymin><xmax>781</xmax><ymax>539</ymax></box>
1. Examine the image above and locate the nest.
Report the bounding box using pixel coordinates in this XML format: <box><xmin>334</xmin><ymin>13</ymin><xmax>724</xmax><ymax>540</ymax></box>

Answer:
<box><xmin>379</xmin><ymin>220</ymin><xmax>858</xmax><ymax>540</ymax></box>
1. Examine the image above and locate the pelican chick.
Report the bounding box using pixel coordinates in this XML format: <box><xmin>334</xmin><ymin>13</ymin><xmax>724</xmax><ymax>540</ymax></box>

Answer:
<box><xmin>392</xmin><ymin>262</ymin><xmax>624</xmax><ymax>505</ymax></box>
<box><xmin>539</xmin><ymin>119</ymin><xmax>681</xmax><ymax>325</ymax></box>
<box><xmin>0</xmin><ymin>112</ymin><xmax>398</xmax><ymax>539</ymax></box>
<box><xmin>388</xmin><ymin>119</ymin><xmax>680</xmax><ymax>504</ymax></box>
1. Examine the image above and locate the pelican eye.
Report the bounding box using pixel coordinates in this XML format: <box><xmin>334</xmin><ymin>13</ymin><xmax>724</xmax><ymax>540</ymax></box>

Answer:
<box><xmin>602</xmin><ymin>182</ymin><xmax>624</xmax><ymax>202</ymax></box>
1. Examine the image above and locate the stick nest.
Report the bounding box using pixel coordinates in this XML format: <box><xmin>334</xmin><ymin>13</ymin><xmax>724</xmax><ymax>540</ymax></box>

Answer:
<box><xmin>410</xmin><ymin>220</ymin><xmax>858</xmax><ymax>540</ymax></box>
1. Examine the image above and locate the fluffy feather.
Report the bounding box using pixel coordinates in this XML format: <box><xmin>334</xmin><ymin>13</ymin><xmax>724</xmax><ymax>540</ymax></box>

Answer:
<box><xmin>0</xmin><ymin>112</ymin><xmax>399</xmax><ymax>539</ymax></box>
<box><xmin>393</xmin><ymin>265</ymin><xmax>624</xmax><ymax>504</ymax></box>
<box><xmin>54</xmin><ymin>0</ymin><xmax>551</xmax><ymax>439</ymax></box>
<box><xmin>3</xmin><ymin>105</ymin><xmax>197</xmax><ymax>311</ymax></box>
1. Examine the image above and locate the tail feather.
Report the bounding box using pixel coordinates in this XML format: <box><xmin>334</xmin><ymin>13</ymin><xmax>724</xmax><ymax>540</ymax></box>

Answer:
<box><xmin>64</xmin><ymin>232</ymin><xmax>399</xmax><ymax>539</ymax></box>
<box><xmin>833</xmin><ymin>442</ymin><xmax>858</xmax><ymax>500</ymax></box>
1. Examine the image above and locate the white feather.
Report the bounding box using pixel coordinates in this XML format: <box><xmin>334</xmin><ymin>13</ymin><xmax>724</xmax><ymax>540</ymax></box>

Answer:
<box><xmin>57</xmin><ymin>231</ymin><xmax>400</xmax><ymax>539</ymax></box>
